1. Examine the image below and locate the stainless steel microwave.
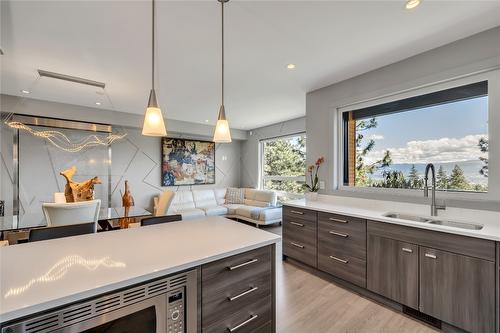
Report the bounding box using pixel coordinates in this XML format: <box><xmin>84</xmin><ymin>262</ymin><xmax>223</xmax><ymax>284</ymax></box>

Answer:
<box><xmin>1</xmin><ymin>270</ymin><xmax>198</xmax><ymax>333</ymax></box>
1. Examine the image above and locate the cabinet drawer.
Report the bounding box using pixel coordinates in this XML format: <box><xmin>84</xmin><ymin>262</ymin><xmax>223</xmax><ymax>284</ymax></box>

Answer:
<box><xmin>318</xmin><ymin>212</ymin><xmax>366</xmax><ymax>233</ymax></box>
<box><xmin>283</xmin><ymin>232</ymin><xmax>317</xmax><ymax>267</ymax></box>
<box><xmin>203</xmin><ymin>296</ymin><xmax>272</xmax><ymax>333</ymax></box>
<box><xmin>283</xmin><ymin>206</ymin><xmax>317</xmax><ymax>222</ymax></box>
<box><xmin>318</xmin><ymin>219</ymin><xmax>366</xmax><ymax>260</ymax></box>
<box><xmin>202</xmin><ymin>269</ymin><xmax>271</xmax><ymax>327</ymax></box>
<box><xmin>202</xmin><ymin>246</ymin><xmax>271</xmax><ymax>284</ymax></box>
<box><xmin>318</xmin><ymin>248</ymin><xmax>366</xmax><ymax>287</ymax></box>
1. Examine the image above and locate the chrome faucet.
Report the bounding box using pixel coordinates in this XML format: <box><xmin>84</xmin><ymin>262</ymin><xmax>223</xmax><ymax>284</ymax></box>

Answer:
<box><xmin>424</xmin><ymin>163</ymin><xmax>446</xmax><ymax>216</ymax></box>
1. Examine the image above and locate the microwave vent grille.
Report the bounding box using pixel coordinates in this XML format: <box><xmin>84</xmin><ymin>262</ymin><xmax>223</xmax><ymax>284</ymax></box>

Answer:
<box><xmin>24</xmin><ymin>314</ymin><xmax>58</xmax><ymax>333</ymax></box>
<box><xmin>1</xmin><ymin>271</ymin><xmax>192</xmax><ymax>333</ymax></box>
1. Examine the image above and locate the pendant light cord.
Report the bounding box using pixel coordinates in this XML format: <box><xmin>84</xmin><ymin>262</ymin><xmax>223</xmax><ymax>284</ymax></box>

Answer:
<box><xmin>221</xmin><ymin>0</ymin><xmax>224</xmax><ymax>106</ymax></box>
<box><xmin>152</xmin><ymin>0</ymin><xmax>155</xmax><ymax>90</ymax></box>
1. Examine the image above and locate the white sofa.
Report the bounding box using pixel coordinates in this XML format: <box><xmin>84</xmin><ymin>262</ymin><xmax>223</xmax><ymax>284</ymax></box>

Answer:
<box><xmin>166</xmin><ymin>188</ymin><xmax>282</xmax><ymax>226</ymax></box>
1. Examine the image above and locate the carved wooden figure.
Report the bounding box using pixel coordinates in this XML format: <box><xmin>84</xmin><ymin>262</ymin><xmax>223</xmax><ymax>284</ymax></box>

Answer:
<box><xmin>122</xmin><ymin>180</ymin><xmax>135</xmax><ymax>208</ymax></box>
<box><xmin>60</xmin><ymin>166</ymin><xmax>102</xmax><ymax>202</ymax></box>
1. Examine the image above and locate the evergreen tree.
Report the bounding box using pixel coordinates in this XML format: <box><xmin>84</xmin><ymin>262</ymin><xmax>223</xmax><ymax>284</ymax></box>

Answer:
<box><xmin>436</xmin><ymin>165</ymin><xmax>448</xmax><ymax>190</ymax></box>
<box><xmin>478</xmin><ymin>137</ymin><xmax>488</xmax><ymax>178</ymax></box>
<box><xmin>408</xmin><ymin>164</ymin><xmax>422</xmax><ymax>189</ymax></box>
<box><xmin>449</xmin><ymin>164</ymin><xmax>469</xmax><ymax>190</ymax></box>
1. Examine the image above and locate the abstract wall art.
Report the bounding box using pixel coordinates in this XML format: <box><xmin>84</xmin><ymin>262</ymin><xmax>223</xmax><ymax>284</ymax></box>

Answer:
<box><xmin>161</xmin><ymin>138</ymin><xmax>215</xmax><ymax>186</ymax></box>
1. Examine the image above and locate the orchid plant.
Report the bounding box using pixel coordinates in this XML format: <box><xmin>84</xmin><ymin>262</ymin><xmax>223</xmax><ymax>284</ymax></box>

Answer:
<box><xmin>304</xmin><ymin>157</ymin><xmax>325</xmax><ymax>192</ymax></box>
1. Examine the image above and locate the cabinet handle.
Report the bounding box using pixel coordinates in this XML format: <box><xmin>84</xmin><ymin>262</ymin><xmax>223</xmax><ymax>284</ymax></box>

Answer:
<box><xmin>401</xmin><ymin>247</ymin><xmax>413</xmax><ymax>253</ymax></box>
<box><xmin>329</xmin><ymin>255</ymin><xmax>348</xmax><ymax>264</ymax></box>
<box><xmin>290</xmin><ymin>242</ymin><xmax>304</xmax><ymax>249</ymax></box>
<box><xmin>290</xmin><ymin>221</ymin><xmax>304</xmax><ymax>227</ymax></box>
<box><xmin>228</xmin><ymin>314</ymin><xmax>258</xmax><ymax>332</ymax></box>
<box><xmin>228</xmin><ymin>286</ymin><xmax>259</xmax><ymax>301</ymax></box>
<box><xmin>329</xmin><ymin>217</ymin><xmax>347</xmax><ymax>223</ymax></box>
<box><xmin>329</xmin><ymin>231</ymin><xmax>349</xmax><ymax>238</ymax></box>
<box><xmin>425</xmin><ymin>253</ymin><xmax>437</xmax><ymax>259</ymax></box>
<box><xmin>228</xmin><ymin>258</ymin><xmax>258</xmax><ymax>271</ymax></box>
<box><xmin>290</xmin><ymin>210</ymin><xmax>304</xmax><ymax>215</ymax></box>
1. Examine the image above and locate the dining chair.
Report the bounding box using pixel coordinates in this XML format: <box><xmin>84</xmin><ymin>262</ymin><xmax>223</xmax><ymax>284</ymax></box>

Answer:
<box><xmin>141</xmin><ymin>214</ymin><xmax>182</xmax><ymax>227</ymax></box>
<box><xmin>28</xmin><ymin>222</ymin><xmax>95</xmax><ymax>242</ymax></box>
<box><xmin>42</xmin><ymin>199</ymin><xmax>101</xmax><ymax>231</ymax></box>
<box><xmin>154</xmin><ymin>191</ymin><xmax>175</xmax><ymax>216</ymax></box>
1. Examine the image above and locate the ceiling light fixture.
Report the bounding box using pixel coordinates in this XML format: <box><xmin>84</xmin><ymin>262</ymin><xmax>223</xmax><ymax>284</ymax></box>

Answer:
<box><xmin>213</xmin><ymin>0</ymin><xmax>232</xmax><ymax>143</ymax></box>
<box><xmin>287</xmin><ymin>63</ymin><xmax>296</xmax><ymax>70</ymax></box>
<box><xmin>21</xmin><ymin>90</ymin><xmax>30</xmax><ymax>94</ymax></box>
<box><xmin>95</xmin><ymin>102</ymin><xmax>101</xmax><ymax>106</ymax></box>
<box><xmin>142</xmin><ymin>0</ymin><xmax>167</xmax><ymax>137</ymax></box>
<box><xmin>405</xmin><ymin>0</ymin><xmax>421</xmax><ymax>10</ymax></box>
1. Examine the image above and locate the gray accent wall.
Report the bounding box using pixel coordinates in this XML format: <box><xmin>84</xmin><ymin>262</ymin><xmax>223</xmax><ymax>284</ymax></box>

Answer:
<box><xmin>306</xmin><ymin>26</ymin><xmax>500</xmax><ymax>210</ymax></box>
<box><xmin>240</xmin><ymin>117</ymin><xmax>305</xmax><ymax>189</ymax></box>
<box><xmin>0</xmin><ymin>96</ymin><xmax>242</xmax><ymax>229</ymax></box>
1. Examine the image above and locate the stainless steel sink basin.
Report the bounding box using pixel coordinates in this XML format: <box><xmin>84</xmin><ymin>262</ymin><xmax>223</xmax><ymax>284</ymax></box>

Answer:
<box><xmin>427</xmin><ymin>219</ymin><xmax>483</xmax><ymax>230</ymax></box>
<box><xmin>383</xmin><ymin>212</ymin><xmax>483</xmax><ymax>230</ymax></box>
<box><xmin>383</xmin><ymin>212</ymin><xmax>432</xmax><ymax>223</ymax></box>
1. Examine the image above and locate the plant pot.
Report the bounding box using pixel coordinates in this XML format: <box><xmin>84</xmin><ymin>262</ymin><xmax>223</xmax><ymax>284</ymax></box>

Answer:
<box><xmin>305</xmin><ymin>192</ymin><xmax>319</xmax><ymax>201</ymax></box>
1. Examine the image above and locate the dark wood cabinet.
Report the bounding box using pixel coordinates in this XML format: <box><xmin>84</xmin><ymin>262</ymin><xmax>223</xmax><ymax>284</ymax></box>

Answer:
<box><xmin>201</xmin><ymin>245</ymin><xmax>275</xmax><ymax>333</ymax></box>
<box><xmin>282</xmin><ymin>207</ymin><xmax>317</xmax><ymax>267</ymax></box>
<box><xmin>367</xmin><ymin>234</ymin><xmax>418</xmax><ymax>309</ymax></box>
<box><xmin>419</xmin><ymin>246</ymin><xmax>495</xmax><ymax>333</ymax></box>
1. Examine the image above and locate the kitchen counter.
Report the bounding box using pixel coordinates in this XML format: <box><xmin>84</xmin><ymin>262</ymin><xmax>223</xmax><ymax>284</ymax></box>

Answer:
<box><xmin>285</xmin><ymin>195</ymin><xmax>500</xmax><ymax>241</ymax></box>
<box><xmin>0</xmin><ymin>216</ymin><xmax>280</xmax><ymax>323</ymax></box>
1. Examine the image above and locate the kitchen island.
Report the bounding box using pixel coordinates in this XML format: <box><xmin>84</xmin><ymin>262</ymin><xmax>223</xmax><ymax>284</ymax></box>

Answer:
<box><xmin>0</xmin><ymin>216</ymin><xmax>280</xmax><ymax>332</ymax></box>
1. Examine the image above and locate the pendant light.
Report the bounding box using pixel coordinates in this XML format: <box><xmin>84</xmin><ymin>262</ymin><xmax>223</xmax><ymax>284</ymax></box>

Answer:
<box><xmin>213</xmin><ymin>0</ymin><xmax>232</xmax><ymax>143</ymax></box>
<box><xmin>142</xmin><ymin>0</ymin><xmax>167</xmax><ymax>136</ymax></box>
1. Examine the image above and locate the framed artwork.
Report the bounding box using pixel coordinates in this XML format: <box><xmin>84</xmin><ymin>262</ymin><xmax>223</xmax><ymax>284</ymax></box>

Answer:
<box><xmin>161</xmin><ymin>138</ymin><xmax>216</xmax><ymax>186</ymax></box>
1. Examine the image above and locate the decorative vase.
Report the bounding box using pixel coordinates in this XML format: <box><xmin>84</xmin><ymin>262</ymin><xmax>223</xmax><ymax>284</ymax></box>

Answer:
<box><xmin>305</xmin><ymin>192</ymin><xmax>319</xmax><ymax>201</ymax></box>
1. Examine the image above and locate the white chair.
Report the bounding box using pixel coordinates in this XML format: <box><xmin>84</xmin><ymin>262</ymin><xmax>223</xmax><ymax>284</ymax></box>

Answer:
<box><xmin>154</xmin><ymin>191</ymin><xmax>175</xmax><ymax>216</ymax></box>
<box><xmin>42</xmin><ymin>200</ymin><xmax>101</xmax><ymax>232</ymax></box>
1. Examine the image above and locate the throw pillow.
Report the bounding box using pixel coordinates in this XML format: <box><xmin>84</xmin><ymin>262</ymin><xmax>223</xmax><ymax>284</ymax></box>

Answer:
<box><xmin>225</xmin><ymin>187</ymin><xmax>245</xmax><ymax>204</ymax></box>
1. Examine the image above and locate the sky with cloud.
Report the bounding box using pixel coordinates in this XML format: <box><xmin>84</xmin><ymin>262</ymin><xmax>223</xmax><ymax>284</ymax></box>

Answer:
<box><xmin>361</xmin><ymin>96</ymin><xmax>488</xmax><ymax>165</ymax></box>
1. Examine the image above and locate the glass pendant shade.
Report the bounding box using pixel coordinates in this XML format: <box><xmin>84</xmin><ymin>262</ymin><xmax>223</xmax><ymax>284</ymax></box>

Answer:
<box><xmin>213</xmin><ymin>105</ymin><xmax>232</xmax><ymax>143</ymax></box>
<box><xmin>142</xmin><ymin>89</ymin><xmax>167</xmax><ymax>136</ymax></box>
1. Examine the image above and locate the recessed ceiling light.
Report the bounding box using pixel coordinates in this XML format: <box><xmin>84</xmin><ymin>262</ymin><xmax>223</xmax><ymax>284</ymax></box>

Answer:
<box><xmin>405</xmin><ymin>0</ymin><xmax>421</xmax><ymax>10</ymax></box>
<box><xmin>95</xmin><ymin>102</ymin><xmax>101</xmax><ymax>105</ymax></box>
<box><xmin>21</xmin><ymin>90</ymin><xmax>30</xmax><ymax>94</ymax></box>
<box><xmin>205</xmin><ymin>119</ymin><xmax>209</xmax><ymax>123</ymax></box>
<box><xmin>286</xmin><ymin>63</ymin><xmax>296</xmax><ymax>70</ymax></box>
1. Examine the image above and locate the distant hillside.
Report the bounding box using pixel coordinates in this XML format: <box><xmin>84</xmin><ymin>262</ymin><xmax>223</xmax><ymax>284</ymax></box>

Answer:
<box><xmin>371</xmin><ymin>160</ymin><xmax>487</xmax><ymax>185</ymax></box>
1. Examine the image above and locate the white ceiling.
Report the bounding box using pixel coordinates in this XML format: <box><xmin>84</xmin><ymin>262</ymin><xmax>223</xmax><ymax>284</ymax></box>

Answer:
<box><xmin>1</xmin><ymin>1</ymin><xmax>499</xmax><ymax>130</ymax></box>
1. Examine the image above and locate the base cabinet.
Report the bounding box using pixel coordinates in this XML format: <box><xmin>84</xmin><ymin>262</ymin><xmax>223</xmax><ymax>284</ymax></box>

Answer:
<box><xmin>367</xmin><ymin>234</ymin><xmax>418</xmax><ymax>309</ymax></box>
<box><xmin>419</xmin><ymin>247</ymin><xmax>495</xmax><ymax>333</ymax></box>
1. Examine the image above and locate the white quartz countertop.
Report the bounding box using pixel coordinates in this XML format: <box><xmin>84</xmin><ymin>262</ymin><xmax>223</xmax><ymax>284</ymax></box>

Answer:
<box><xmin>285</xmin><ymin>196</ymin><xmax>500</xmax><ymax>241</ymax></box>
<box><xmin>0</xmin><ymin>217</ymin><xmax>280</xmax><ymax>323</ymax></box>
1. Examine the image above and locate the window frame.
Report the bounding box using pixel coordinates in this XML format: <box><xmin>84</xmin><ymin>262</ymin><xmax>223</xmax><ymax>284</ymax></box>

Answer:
<box><xmin>335</xmin><ymin>70</ymin><xmax>499</xmax><ymax>201</ymax></box>
<box><xmin>259</xmin><ymin>132</ymin><xmax>307</xmax><ymax>191</ymax></box>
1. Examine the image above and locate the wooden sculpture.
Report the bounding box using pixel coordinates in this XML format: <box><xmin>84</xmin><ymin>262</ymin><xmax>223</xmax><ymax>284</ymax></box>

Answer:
<box><xmin>60</xmin><ymin>166</ymin><xmax>102</xmax><ymax>202</ymax></box>
<box><xmin>121</xmin><ymin>180</ymin><xmax>135</xmax><ymax>208</ymax></box>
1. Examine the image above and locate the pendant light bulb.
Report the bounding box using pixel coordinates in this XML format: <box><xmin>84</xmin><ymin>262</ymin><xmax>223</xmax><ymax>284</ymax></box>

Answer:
<box><xmin>142</xmin><ymin>0</ymin><xmax>167</xmax><ymax>137</ymax></box>
<box><xmin>213</xmin><ymin>0</ymin><xmax>232</xmax><ymax>143</ymax></box>
<box><xmin>213</xmin><ymin>105</ymin><xmax>232</xmax><ymax>143</ymax></box>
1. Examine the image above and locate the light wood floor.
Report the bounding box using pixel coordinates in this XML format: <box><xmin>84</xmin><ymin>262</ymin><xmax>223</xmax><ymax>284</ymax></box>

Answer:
<box><xmin>259</xmin><ymin>224</ymin><xmax>438</xmax><ymax>333</ymax></box>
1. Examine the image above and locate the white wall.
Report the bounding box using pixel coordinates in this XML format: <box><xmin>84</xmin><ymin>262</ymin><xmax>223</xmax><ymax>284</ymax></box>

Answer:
<box><xmin>240</xmin><ymin>117</ymin><xmax>305</xmax><ymax>189</ymax></box>
<box><xmin>306</xmin><ymin>26</ymin><xmax>500</xmax><ymax>210</ymax></box>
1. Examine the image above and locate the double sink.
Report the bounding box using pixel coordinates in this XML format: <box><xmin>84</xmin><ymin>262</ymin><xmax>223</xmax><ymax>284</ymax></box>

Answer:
<box><xmin>383</xmin><ymin>212</ymin><xmax>483</xmax><ymax>230</ymax></box>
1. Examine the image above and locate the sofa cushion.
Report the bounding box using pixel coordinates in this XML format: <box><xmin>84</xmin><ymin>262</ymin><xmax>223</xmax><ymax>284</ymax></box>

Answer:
<box><xmin>171</xmin><ymin>191</ymin><xmax>196</xmax><ymax>211</ymax></box>
<box><xmin>224</xmin><ymin>204</ymin><xmax>244</xmax><ymax>215</ymax></box>
<box><xmin>192</xmin><ymin>189</ymin><xmax>217</xmax><ymax>208</ymax></box>
<box><xmin>244</xmin><ymin>199</ymin><xmax>270</xmax><ymax>208</ymax></box>
<box><xmin>214</xmin><ymin>188</ymin><xmax>227</xmax><ymax>205</ymax></box>
<box><xmin>178</xmin><ymin>208</ymin><xmax>206</xmax><ymax>220</ymax></box>
<box><xmin>225</xmin><ymin>187</ymin><xmax>245</xmax><ymax>204</ymax></box>
<box><xmin>203</xmin><ymin>206</ymin><xmax>228</xmax><ymax>216</ymax></box>
<box><xmin>235</xmin><ymin>206</ymin><xmax>265</xmax><ymax>220</ymax></box>
<box><xmin>258</xmin><ymin>207</ymin><xmax>282</xmax><ymax>221</ymax></box>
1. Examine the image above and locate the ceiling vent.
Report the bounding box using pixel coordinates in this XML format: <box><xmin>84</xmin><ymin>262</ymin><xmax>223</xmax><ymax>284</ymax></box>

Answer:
<box><xmin>37</xmin><ymin>69</ymin><xmax>105</xmax><ymax>89</ymax></box>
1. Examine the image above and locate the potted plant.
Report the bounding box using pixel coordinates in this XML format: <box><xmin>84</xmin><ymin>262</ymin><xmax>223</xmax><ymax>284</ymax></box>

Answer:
<box><xmin>304</xmin><ymin>156</ymin><xmax>324</xmax><ymax>201</ymax></box>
